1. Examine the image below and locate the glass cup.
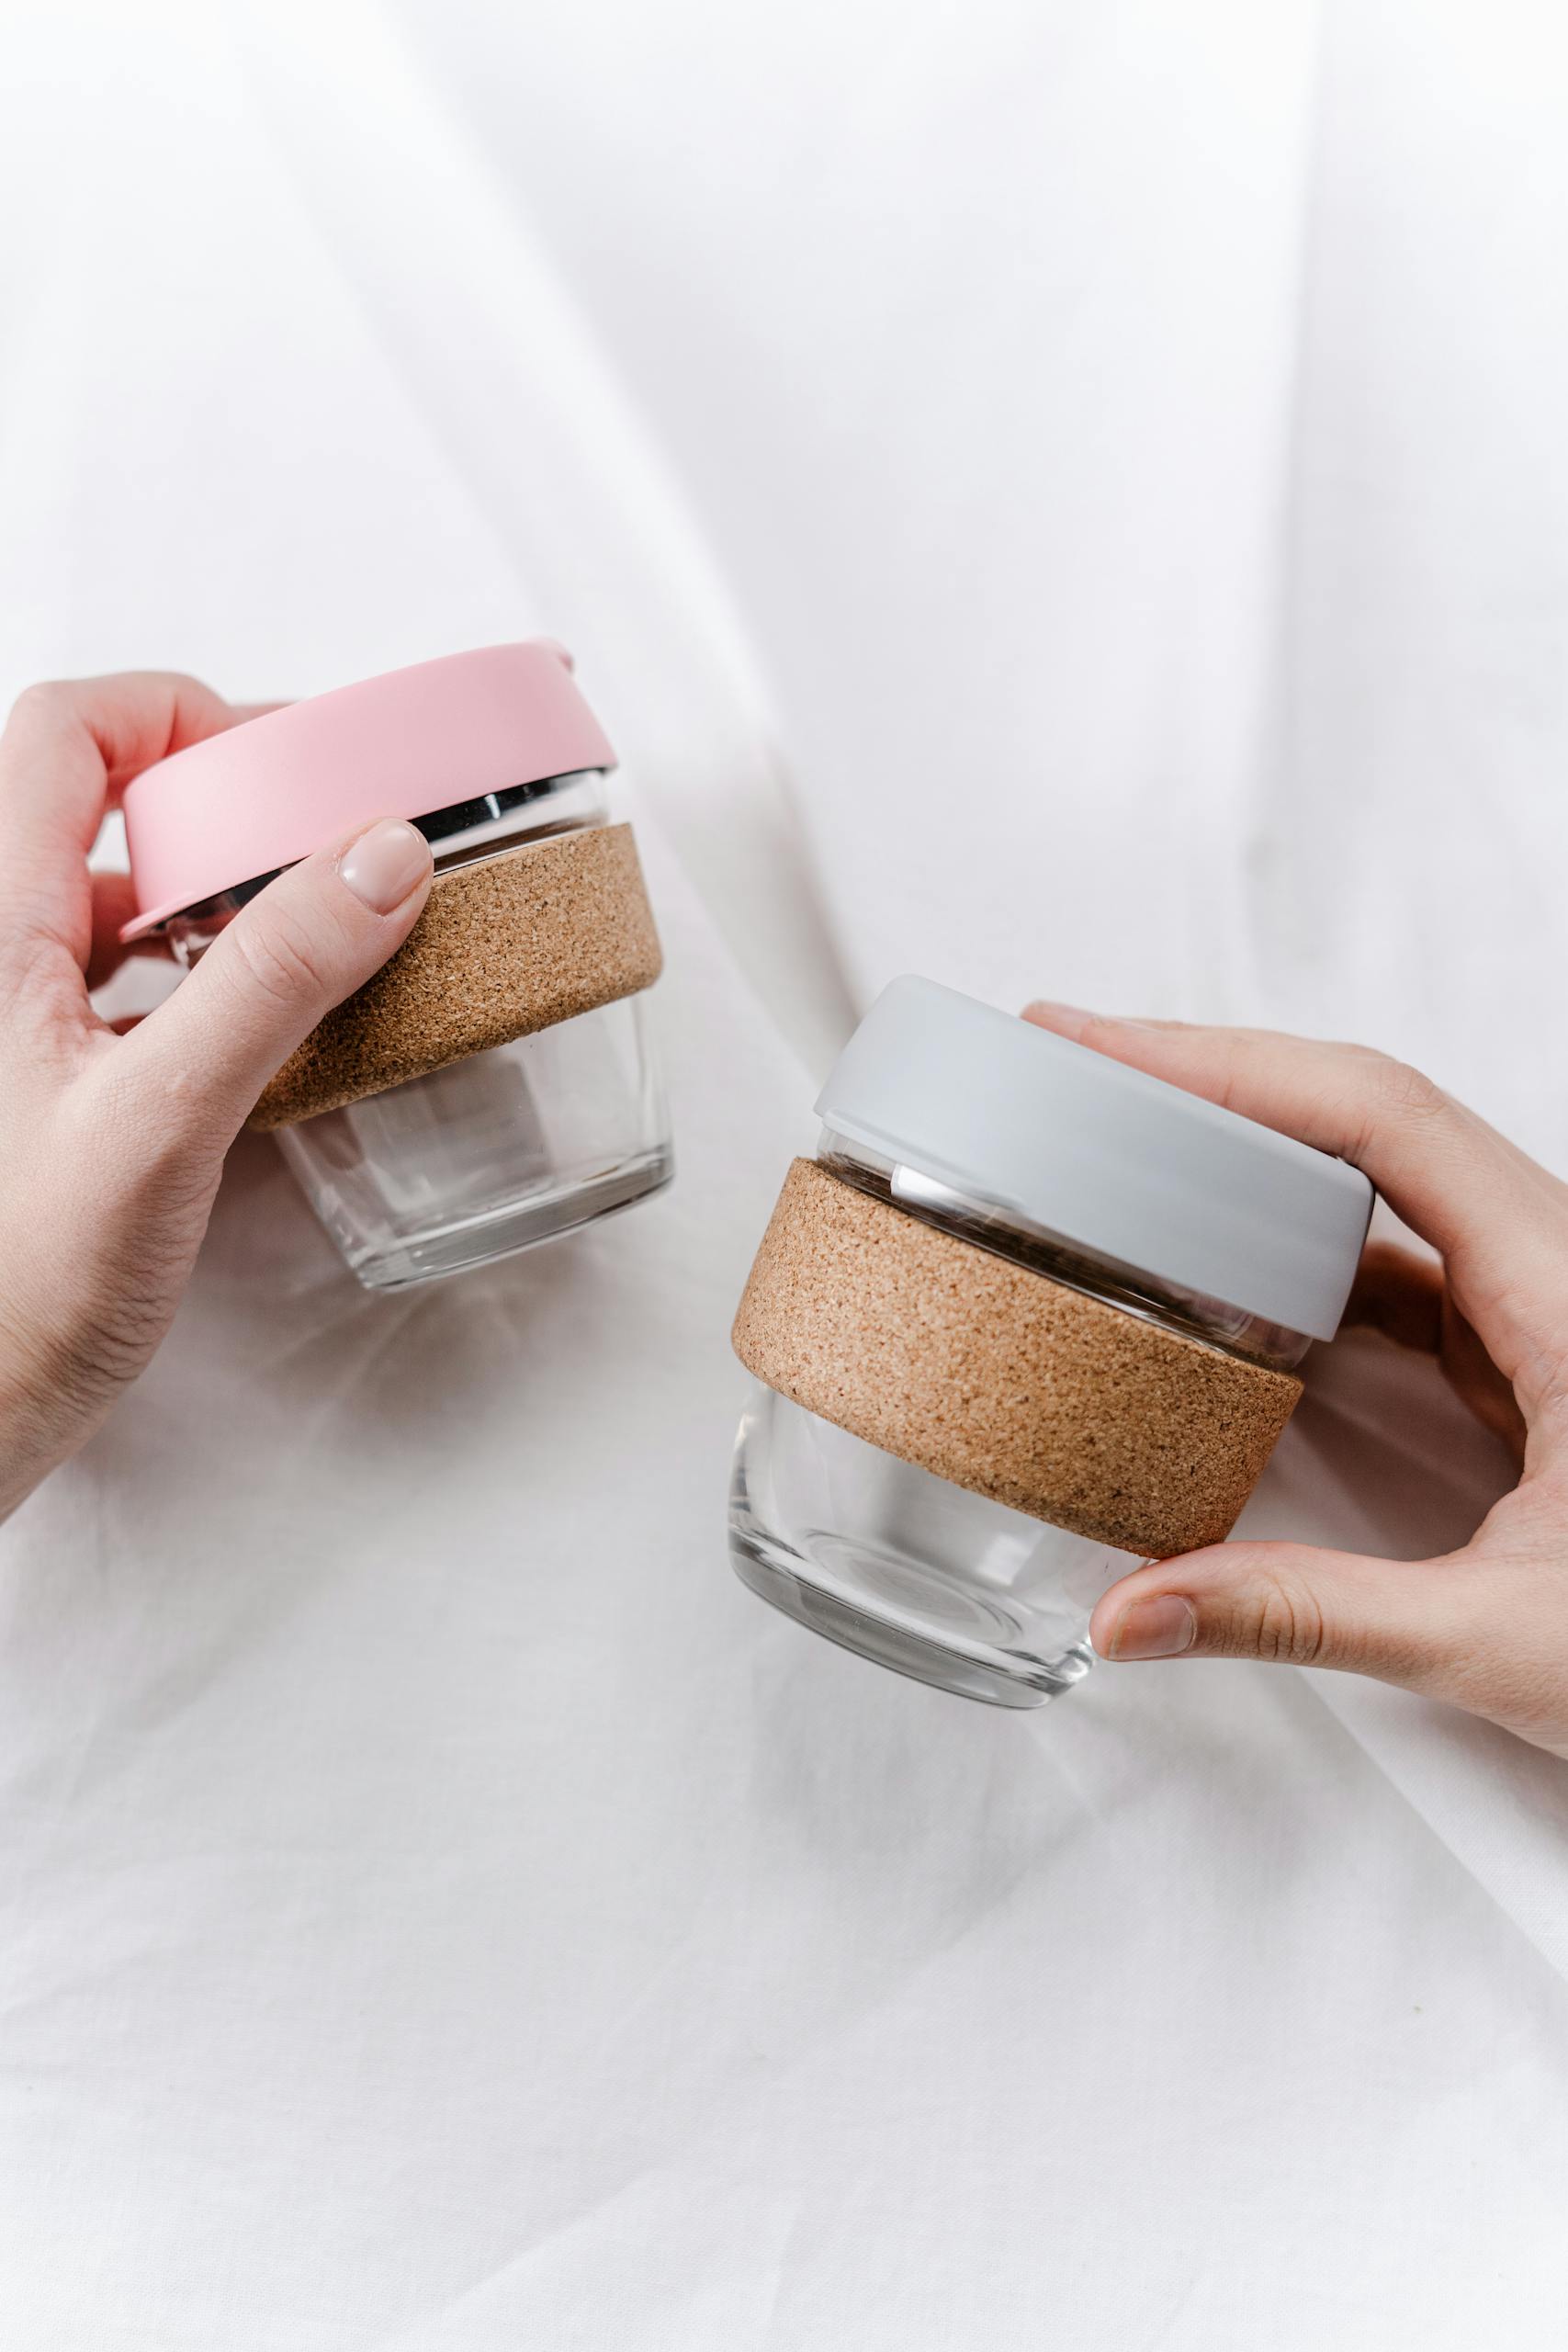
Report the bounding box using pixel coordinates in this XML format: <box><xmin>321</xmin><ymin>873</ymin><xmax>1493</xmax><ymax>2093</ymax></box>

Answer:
<box><xmin>730</xmin><ymin>1130</ymin><xmax>1310</xmax><ymax>1708</ymax></box>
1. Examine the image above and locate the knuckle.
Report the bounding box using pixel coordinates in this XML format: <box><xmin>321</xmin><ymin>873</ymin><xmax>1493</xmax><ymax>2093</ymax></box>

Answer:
<box><xmin>228</xmin><ymin>906</ymin><xmax>332</xmax><ymax>1011</ymax></box>
<box><xmin>1224</xmin><ymin>1569</ymin><xmax>1328</xmax><ymax>1666</ymax></box>
<box><xmin>1331</xmin><ymin>1045</ymin><xmax>1450</xmax><ymax>1159</ymax></box>
<box><xmin>12</xmin><ymin>678</ymin><xmax>73</xmax><ymax>718</ymax></box>
<box><xmin>1370</xmin><ymin>1050</ymin><xmax>1447</xmax><ymax>1122</ymax></box>
<box><xmin>6</xmin><ymin>679</ymin><xmax>76</xmax><ymax>737</ymax></box>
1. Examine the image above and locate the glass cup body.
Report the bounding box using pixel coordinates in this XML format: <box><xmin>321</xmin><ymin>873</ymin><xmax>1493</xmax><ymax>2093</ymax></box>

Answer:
<box><xmin>160</xmin><ymin>770</ymin><xmax>673</xmax><ymax>1289</ymax></box>
<box><xmin>276</xmin><ymin>994</ymin><xmax>670</xmax><ymax>1288</ymax></box>
<box><xmin>728</xmin><ymin>1129</ymin><xmax>1310</xmax><ymax>1710</ymax></box>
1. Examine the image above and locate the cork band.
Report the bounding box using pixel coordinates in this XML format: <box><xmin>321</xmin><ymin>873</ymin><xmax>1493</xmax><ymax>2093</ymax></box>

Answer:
<box><xmin>731</xmin><ymin>1159</ymin><xmax>1303</xmax><ymax>1559</ymax></box>
<box><xmin>249</xmin><ymin>821</ymin><xmax>662</xmax><ymax>1130</ymax></box>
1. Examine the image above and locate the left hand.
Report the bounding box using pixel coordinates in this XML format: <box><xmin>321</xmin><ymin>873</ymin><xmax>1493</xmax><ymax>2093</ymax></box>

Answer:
<box><xmin>0</xmin><ymin>673</ymin><xmax>434</xmax><ymax>1523</ymax></box>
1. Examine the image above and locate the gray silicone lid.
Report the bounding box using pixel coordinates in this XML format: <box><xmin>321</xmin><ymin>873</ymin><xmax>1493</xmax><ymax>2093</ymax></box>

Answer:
<box><xmin>814</xmin><ymin>978</ymin><xmax>1374</xmax><ymax>1342</ymax></box>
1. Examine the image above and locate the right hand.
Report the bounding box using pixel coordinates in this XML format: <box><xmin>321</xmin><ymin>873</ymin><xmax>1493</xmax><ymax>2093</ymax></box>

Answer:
<box><xmin>1024</xmin><ymin>1003</ymin><xmax>1568</xmax><ymax>1758</ymax></box>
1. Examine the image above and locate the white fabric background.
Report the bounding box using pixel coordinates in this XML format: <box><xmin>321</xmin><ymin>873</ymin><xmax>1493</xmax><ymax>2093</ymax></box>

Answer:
<box><xmin>2</xmin><ymin>1</ymin><xmax>1568</xmax><ymax>2343</ymax></box>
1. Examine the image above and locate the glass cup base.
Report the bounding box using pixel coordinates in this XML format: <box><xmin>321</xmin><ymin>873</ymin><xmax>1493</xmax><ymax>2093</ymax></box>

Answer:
<box><xmin>729</xmin><ymin>1520</ymin><xmax>1095</xmax><ymax>1709</ymax></box>
<box><xmin>728</xmin><ymin>1387</ymin><xmax>1126</xmax><ymax>1711</ymax></box>
<box><xmin>271</xmin><ymin>996</ymin><xmax>672</xmax><ymax>1292</ymax></box>
<box><xmin>328</xmin><ymin>1144</ymin><xmax>674</xmax><ymax>1291</ymax></box>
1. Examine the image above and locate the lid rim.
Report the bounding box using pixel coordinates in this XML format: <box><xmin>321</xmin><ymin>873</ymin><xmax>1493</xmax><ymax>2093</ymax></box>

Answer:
<box><xmin>118</xmin><ymin>642</ymin><xmax>615</xmax><ymax>942</ymax></box>
<box><xmin>814</xmin><ymin>979</ymin><xmax>1373</xmax><ymax>1343</ymax></box>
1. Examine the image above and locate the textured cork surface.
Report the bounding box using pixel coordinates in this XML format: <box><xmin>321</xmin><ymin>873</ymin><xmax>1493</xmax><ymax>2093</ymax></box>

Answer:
<box><xmin>732</xmin><ymin>1158</ymin><xmax>1303</xmax><ymax>1559</ymax></box>
<box><xmin>249</xmin><ymin>822</ymin><xmax>662</xmax><ymax>1129</ymax></box>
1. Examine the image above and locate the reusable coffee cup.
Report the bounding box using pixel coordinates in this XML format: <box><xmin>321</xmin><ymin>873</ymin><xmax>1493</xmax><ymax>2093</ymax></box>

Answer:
<box><xmin>729</xmin><ymin>978</ymin><xmax>1372</xmax><ymax>1707</ymax></box>
<box><xmin>122</xmin><ymin>644</ymin><xmax>671</xmax><ymax>1287</ymax></box>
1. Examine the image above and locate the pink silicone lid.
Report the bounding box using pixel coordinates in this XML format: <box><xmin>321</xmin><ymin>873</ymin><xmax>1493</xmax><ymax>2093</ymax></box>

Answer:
<box><xmin>119</xmin><ymin>641</ymin><xmax>616</xmax><ymax>940</ymax></box>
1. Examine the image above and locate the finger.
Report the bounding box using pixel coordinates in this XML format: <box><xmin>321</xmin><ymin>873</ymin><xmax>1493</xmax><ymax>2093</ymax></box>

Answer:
<box><xmin>1021</xmin><ymin>1002</ymin><xmax>1558</xmax><ymax>1262</ymax></box>
<box><xmin>1088</xmin><ymin>1541</ymin><xmax>1481</xmax><ymax>1701</ymax></box>
<box><xmin>86</xmin><ymin>870</ymin><xmax>171</xmax><ymax>990</ymax></box>
<box><xmin>1346</xmin><ymin>1238</ymin><xmax>1444</xmax><ymax>1355</ymax></box>
<box><xmin>1348</xmin><ymin>1238</ymin><xmax>1527</xmax><ymax>1457</ymax></box>
<box><xmin>1022</xmin><ymin>1003</ymin><xmax>1568</xmax><ymax>1401</ymax></box>
<box><xmin>0</xmin><ymin>673</ymin><xmax>241</xmax><ymax>975</ymax></box>
<box><xmin>108</xmin><ymin>818</ymin><xmax>433</xmax><ymax>1152</ymax></box>
<box><xmin>82</xmin><ymin>703</ymin><xmax>288</xmax><ymax>989</ymax></box>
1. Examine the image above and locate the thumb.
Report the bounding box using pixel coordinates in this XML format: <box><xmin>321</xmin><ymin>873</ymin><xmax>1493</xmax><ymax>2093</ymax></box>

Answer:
<box><xmin>1089</xmin><ymin>1541</ymin><xmax>1476</xmax><ymax>1698</ymax></box>
<box><xmin>118</xmin><ymin>817</ymin><xmax>434</xmax><ymax>1148</ymax></box>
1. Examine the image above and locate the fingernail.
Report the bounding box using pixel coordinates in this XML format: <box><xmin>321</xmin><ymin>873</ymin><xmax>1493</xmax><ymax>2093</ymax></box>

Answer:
<box><xmin>338</xmin><ymin>820</ymin><xmax>432</xmax><ymax>914</ymax></box>
<box><xmin>1024</xmin><ymin>1000</ymin><xmax>1096</xmax><ymax>1039</ymax></box>
<box><xmin>1025</xmin><ymin>1001</ymin><xmax>1166</xmax><ymax>1038</ymax></box>
<box><xmin>1101</xmin><ymin>1595</ymin><xmax>1198</xmax><ymax>1661</ymax></box>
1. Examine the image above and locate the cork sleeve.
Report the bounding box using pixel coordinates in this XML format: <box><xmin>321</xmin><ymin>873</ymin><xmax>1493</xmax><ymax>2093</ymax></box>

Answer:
<box><xmin>249</xmin><ymin>821</ymin><xmax>662</xmax><ymax>1130</ymax></box>
<box><xmin>731</xmin><ymin>1158</ymin><xmax>1303</xmax><ymax>1560</ymax></box>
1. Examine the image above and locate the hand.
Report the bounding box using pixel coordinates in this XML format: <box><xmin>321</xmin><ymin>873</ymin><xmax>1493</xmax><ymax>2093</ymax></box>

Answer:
<box><xmin>1024</xmin><ymin>1003</ymin><xmax>1568</xmax><ymax>1758</ymax></box>
<box><xmin>0</xmin><ymin>674</ymin><xmax>434</xmax><ymax>1522</ymax></box>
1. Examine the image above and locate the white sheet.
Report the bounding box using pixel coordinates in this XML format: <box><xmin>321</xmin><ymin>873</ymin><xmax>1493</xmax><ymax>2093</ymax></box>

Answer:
<box><xmin>3</xmin><ymin>3</ymin><xmax>1567</xmax><ymax>2343</ymax></box>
